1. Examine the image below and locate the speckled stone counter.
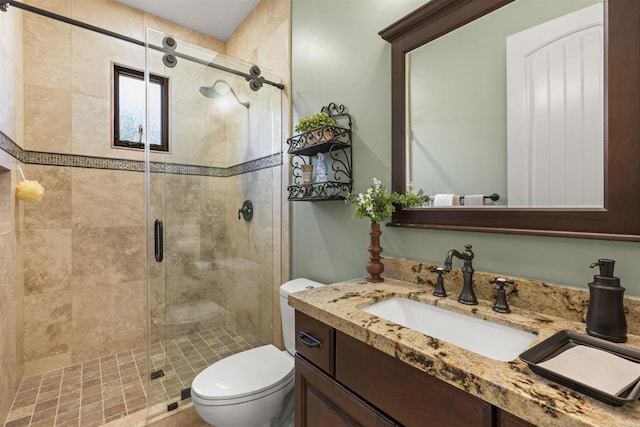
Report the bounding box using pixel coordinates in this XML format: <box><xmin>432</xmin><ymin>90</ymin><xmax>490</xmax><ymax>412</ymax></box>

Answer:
<box><xmin>288</xmin><ymin>272</ymin><xmax>640</xmax><ymax>427</ymax></box>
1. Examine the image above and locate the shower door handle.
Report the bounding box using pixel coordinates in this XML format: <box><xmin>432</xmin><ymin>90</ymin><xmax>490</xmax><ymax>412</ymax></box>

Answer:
<box><xmin>154</xmin><ymin>219</ymin><xmax>163</xmax><ymax>262</ymax></box>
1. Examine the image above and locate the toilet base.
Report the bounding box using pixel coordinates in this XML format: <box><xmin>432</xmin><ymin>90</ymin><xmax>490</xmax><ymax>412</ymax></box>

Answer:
<box><xmin>192</xmin><ymin>376</ymin><xmax>293</xmax><ymax>427</ymax></box>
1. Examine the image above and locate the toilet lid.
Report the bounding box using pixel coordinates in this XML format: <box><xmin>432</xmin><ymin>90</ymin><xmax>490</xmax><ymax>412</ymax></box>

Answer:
<box><xmin>192</xmin><ymin>344</ymin><xmax>293</xmax><ymax>401</ymax></box>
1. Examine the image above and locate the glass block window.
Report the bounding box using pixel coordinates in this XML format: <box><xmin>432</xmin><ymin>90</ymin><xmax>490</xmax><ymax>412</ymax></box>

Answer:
<box><xmin>113</xmin><ymin>65</ymin><xmax>169</xmax><ymax>152</ymax></box>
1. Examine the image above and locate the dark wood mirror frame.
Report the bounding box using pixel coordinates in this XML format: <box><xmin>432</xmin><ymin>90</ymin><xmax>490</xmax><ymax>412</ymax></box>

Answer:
<box><xmin>380</xmin><ymin>0</ymin><xmax>640</xmax><ymax>241</ymax></box>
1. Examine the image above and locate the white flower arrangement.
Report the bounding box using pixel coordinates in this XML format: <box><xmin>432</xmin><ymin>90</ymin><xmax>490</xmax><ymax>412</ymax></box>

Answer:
<box><xmin>345</xmin><ymin>178</ymin><xmax>429</xmax><ymax>224</ymax></box>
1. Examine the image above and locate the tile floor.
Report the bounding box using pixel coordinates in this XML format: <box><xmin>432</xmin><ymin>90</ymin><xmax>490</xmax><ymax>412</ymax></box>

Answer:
<box><xmin>4</xmin><ymin>327</ymin><xmax>253</xmax><ymax>427</ymax></box>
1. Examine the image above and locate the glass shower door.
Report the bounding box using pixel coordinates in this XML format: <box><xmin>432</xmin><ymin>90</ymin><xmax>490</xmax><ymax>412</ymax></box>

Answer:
<box><xmin>145</xmin><ymin>28</ymin><xmax>283</xmax><ymax>416</ymax></box>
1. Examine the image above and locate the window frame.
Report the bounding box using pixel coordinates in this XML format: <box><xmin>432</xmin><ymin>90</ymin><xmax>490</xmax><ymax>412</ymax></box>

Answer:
<box><xmin>113</xmin><ymin>64</ymin><xmax>169</xmax><ymax>152</ymax></box>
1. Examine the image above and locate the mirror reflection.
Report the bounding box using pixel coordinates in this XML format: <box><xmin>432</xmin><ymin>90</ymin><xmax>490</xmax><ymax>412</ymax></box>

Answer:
<box><xmin>407</xmin><ymin>0</ymin><xmax>603</xmax><ymax>208</ymax></box>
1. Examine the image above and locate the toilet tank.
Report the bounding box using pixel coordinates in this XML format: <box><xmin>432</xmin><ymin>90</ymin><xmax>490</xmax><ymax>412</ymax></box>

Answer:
<box><xmin>279</xmin><ymin>278</ymin><xmax>324</xmax><ymax>355</ymax></box>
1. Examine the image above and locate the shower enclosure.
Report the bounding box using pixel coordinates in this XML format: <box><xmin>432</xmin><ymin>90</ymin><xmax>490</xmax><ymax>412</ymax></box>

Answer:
<box><xmin>144</xmin><ymin>28</ymin><xmax>284</xmax><ymax>416</ymax></box>
<box><xmin>1</xmin><ymin>1</ymin><xmax>283</xmax><ymax>424</ymax></box>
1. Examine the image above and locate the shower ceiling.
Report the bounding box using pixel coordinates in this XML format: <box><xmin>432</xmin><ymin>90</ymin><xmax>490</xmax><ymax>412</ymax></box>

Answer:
<box><xmin>114</xmin><ymin>0</ymin><xmax>261</xmax><ymax>41</ymax></box>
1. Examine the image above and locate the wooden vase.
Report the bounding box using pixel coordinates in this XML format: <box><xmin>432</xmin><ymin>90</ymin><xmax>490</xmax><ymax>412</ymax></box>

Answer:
<box><xmin>366</xmin><ymin>222</ymin><xmax>384</xmax><ymax>282</ymax></box>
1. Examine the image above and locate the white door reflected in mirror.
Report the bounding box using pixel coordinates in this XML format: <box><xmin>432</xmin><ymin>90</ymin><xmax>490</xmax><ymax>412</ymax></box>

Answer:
<box><xmin>406</xmin><ymin>0</ymin><xmax>604</xmax><ymax>208</ymax></box>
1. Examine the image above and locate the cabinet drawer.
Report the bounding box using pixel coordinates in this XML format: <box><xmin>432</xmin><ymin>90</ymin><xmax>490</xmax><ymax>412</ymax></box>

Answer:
<box><xmin>336</xmin><ymin>331</ymin><xmax>493</xmax><ymax>427</ymax></box>
<box><xmin>295</xmin><ymin>311</ymin><xmax>335</xmax><ymax>375</ymax></box>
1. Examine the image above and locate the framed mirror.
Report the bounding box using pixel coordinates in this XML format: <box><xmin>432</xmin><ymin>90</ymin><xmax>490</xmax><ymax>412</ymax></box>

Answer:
<box><xmin>379</xmin><ymin>0</ymin><xmax>640</xmax><ymax>240</ymax></box>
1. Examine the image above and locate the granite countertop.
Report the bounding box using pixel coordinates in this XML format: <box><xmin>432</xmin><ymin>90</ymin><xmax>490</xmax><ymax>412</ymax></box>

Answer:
<box><xmin>288</xmin><ymin>277</ymin><xmax>640</xmax><ymax>427</ymax></box>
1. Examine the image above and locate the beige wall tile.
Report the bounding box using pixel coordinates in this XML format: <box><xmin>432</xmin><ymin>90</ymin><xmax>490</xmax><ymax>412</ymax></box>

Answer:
<box><xmin>23</xmin><ymin>15</ymin><xmax>72</xmax><ymax>91</ymax></box>
<box><xmin>165</xmin><ymin>274</ymin><xmax>212</xmax><ymax>307</ymax></box>
<box><xmin>24</xmin><ymin>352</ymin><xmax>71</xmax><ymax>377</ymax></box>
<box><xmin>23</xmin><ymin>165</ymin><xmax>72</xmax><ymax>230</ymax></box>
<box><xmin>71</xmin><ymin>227</ymin><xmax>145</xmax><ymax>288</ymax></box>
<box><xmin>23</xmin><ymin>290</ymin><xmax>72</xmax><ymax>362</ymax></box>
<box><xmin>165</xmin><ymin>174</ymin><xmax>201</xmax><ymax>224</ymax></box>
<box><xmin>149</xmin><ymin>276</ymin><xmax>166</xmax><ymax>344</ymax></box>
<box><xmin>71</xmin><ymin>29</ymin><xmax>117</xmax><ymax>100</ymax></box>
<box><xmin>71</xmin><ymin>27</ymin><xmax>145</xmax><ymax>100</ymax></box>
<box><xmin>257</xmin><ymin>22</ymin><xmax>289</xmax><ymax>80</ymax></box>
<box><xmin>71</xmin><ymin>0</ymin><xmax>145</xmax><ymax>41</ymax></box>
<box><xmin>0</xmin><ymin>34</ymin><xmax>24</xmax><ymax>144</ymax></box>
<box><xmin>22</xmin><ymin>229</ymin><xmax>72</xmax><ymax>296</ymax></box>
<box><xmin>71</xmin><ymin>168</ymin><xmax>144</xmax><ymax>228</ymax></box>
<box><xmin>0</xmin><ymin>222</ymin><xmax>19</xmax><ymax>323</ymax></box>
<box><xmin>149</xmin><ymin>170</ymin><xmax>166</xmax><ymax>223</ymax></box>
<box><xmin>71</xmin><ymin>280</ymin><xmax>145</xmax><ymax>362</ymax></box>
<box><xmin>23</xmin><ymin>84</ymin><xmax>72</xmax><ymax>153</ymax></box>
<box><xmin>0</xmin><ymin>227</ymin><xmax>22</xmax><ymax>423</ymax></box>
<box><xmin>0</xmin><ymin>2</ymin><xmax>24</xmax><ymax>69</ymax></box>
<box><xmin>23</xmin><ymin>0</ymin><xmax>71</xmax><ymax>15</ymax></box>
<box><xmin>71</xmin><ymin>93</ymin><xmax>112</xmax><ymax>156</ymax></box>
<box><xmin>143</xmin><ymin>14</ymin><xmax>225</xmax><ymax>54</ymax></box>
<box><xmin>226</xmin><ymin>9</ymin><xmax>258</xmax><ymax>64</ymax></box>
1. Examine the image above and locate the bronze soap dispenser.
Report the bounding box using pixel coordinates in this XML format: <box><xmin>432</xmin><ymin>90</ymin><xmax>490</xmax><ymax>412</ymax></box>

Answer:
<box><xmin>586</xmin><ymin>259</ymin><xmax>627</xmax><ymax>343</ymax></box>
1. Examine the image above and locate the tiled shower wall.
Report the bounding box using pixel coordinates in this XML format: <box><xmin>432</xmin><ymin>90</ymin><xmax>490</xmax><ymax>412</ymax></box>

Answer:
<box><xmin>17</xmin><ymin>0</ymin><xmax>283</xmax><ymax>376</ymax></box>
<box><xmin>21</xmin><ymin>165</ymin><xmax>147</xmax><ymax>373</ymax></box>
<box><xmin>0</xmin><ymin>4</ymin><xmax>24</xmax><ymax>425</ymax></box>
<box><xmin>226</xmin><ymin>0</ymin><xmax>291</xmax><ymax>351</ymax></box>
<box><xmin>17</xmin><ymin>0</ymin><xmax>224</xmax><ymax>376</ymax></box>
<box><xmin>1</xmin><ymin>0</ymin><xmax>290</xmax><ymax>423</ymax></box>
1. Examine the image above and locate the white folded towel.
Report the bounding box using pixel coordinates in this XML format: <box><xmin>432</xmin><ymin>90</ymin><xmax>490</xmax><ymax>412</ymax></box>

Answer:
<box><xmin>464</xmin><ymin>194</ymin><xmax>484</xmax><ymax>206</ymax></box>
<box><xmin>433</xmin><ymin>194</ymin><xmax>460</xmax><ymax>207</ymax></box>
<box><xmin>537</xmin><ymin>345</ymin><xmax>640</xmax><ymax>396</ymax></box>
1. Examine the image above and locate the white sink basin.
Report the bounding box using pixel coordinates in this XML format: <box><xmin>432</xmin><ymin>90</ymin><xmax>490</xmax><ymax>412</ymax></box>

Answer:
<box><xmin>362</xmin><ymin>297</ymin><xmax>537</xmax><ymax>362</ymax></box>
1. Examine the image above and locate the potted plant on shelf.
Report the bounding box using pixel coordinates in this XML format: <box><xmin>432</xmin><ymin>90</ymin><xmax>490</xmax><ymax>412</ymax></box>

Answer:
<box><xmin>295</xmin><ymin>112</ymin><xmax>337</xmax><ymax>144</ymax></box>
<box><xmin>346</xmin><ymin>178</ymin><xmax>429</xmax><ymax>282</ymax></box>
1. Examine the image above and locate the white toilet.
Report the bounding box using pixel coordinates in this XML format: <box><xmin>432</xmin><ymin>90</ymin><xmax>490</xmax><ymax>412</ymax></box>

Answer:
<box><xmin>191</xmin><ymin>278</ymin><xmax>324</xmax><ymax>427</ymax></box>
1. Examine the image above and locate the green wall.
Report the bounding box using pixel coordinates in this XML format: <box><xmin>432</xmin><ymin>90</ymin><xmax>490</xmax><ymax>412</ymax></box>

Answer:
<box><xmin>290</xmin><ymin>0</ymin><xmax>640</xmax><ymax>297</ymax></box>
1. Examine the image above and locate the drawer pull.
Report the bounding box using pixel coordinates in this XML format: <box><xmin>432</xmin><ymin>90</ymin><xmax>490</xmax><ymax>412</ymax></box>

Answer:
<box><xmin>297</xmin><ymin>331</ymin><xmax>323</xmax><ymax>348</ymax></box>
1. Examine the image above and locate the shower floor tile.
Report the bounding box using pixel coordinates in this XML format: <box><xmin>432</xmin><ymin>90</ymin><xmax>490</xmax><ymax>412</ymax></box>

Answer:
<box><xmin>4</xmin><ymin>327</ymin><xmax>253</xmax><ymax>427</ymax></box>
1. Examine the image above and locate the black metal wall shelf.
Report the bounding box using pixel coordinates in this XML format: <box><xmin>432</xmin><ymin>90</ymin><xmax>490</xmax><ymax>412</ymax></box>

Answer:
<box><xmin>287</xmin><ymin>103</ymin><xmax>352</xmax><ymax>202</ymax></box>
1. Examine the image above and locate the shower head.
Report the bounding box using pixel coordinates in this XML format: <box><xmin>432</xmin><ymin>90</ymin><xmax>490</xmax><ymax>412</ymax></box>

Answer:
<box><xmin>199</xmin><ymin>79</ymin><xmax>250</xmax><ymax>109</ymax></box>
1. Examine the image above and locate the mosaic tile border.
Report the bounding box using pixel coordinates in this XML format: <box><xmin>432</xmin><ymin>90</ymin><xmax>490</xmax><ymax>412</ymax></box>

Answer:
<box><xmin>0</xmin><ymin>131</ymin><xmax>25</xmax><ymax>162</ymax></box>
<box><xmin>0</xmin><ymin>131</ymin><xmax>282</xmax><ymax>177</ymax></box>
<box><xmin>24</xmin><ymin>151</ymin><xmax>146</xmax><ymax>172</ymax></box>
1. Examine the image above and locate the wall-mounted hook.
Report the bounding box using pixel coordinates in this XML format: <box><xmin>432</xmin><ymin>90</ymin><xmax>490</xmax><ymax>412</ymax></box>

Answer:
<box><xmin>238</xmin><ymin>200</ymin><xmax>253</xmax><ymax>221</ymax></box>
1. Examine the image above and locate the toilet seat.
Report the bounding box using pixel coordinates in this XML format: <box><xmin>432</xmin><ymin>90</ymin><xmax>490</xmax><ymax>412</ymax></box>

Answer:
<box><xmin>192</xmin><ymin>344</ymin><xmax>294</xmax><ymax>405</ymax></box>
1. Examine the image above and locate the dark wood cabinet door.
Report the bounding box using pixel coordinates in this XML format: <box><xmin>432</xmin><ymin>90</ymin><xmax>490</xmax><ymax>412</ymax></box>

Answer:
<box><xmin>335</xmin><ymin>331</ymin><xmax>493</xmax><ymax>427</ymax></box>
<box><xmin>499</xmin><ymin>410</ymin><xmax>537</xmax><ymax>427</ymax></box>
<box><xmin>295</xmin><ymin>355</ymin><xmax>396</xmax><ymax>427</ymax></box>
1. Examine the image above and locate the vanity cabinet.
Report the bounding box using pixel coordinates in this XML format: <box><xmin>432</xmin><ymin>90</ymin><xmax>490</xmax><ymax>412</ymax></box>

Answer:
<box><xmin>295</xmin><ymin>310</ymin><xmax>536</xmax><ymax>427</ymax></box>
<box><xmin>295</xmin><ymin>311</ymin><xmax>395</xmax><ymax>426</ymax></box>
<box><xmin>287</xmin><ymin>103</ymin><xmax>352</xmax><ymax>201</ymax></box>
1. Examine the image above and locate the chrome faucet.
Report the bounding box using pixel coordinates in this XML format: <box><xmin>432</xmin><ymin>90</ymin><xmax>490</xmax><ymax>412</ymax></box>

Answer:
<box><xmin>444</xmin><ymin>244</ymin><xmax>477</xmax><ymax>305</ymax></box>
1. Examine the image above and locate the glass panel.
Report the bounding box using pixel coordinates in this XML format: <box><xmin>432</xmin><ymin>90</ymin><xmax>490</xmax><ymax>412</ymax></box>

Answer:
<box><xmin>145</xmin><ymin>28</ymin><xmax>283</xmax><ymax>417</ymax></box>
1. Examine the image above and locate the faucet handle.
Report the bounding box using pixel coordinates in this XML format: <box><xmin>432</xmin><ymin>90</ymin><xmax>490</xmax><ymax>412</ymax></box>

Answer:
<box><xmin>430</xmin><ymin>267</ymin><xmax>449</xmax><ymax>297</ymax></box>
<box><xmin>490</xmin><ymin>277</ymin><xmax>514</xmax><ymax>287</ymax></box>
<box><xmin>490</xmin><ymin>277</ymin><xmax>514</xmax><ymax>313</ymax></box>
